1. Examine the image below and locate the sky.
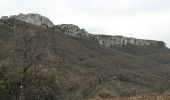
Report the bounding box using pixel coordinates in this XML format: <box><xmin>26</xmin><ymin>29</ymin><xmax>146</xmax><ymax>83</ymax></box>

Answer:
<box><xmin>0</xmin><ymin>0</ymin><xmax>170</xmax><ymax>47</ymax></box>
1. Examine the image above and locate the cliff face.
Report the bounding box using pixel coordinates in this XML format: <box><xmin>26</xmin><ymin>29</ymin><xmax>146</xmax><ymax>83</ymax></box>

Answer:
<box><xmin>92</xmin><ymin>35</ymin><xmax>166</xmax><ymax>48</ymax></box>
<box><xmin>52</xmin><ymin>24</ymin><xmax>166</xmax><ymax>48</ymax></box>
<box><xmin>53</xmin><ymin>24</ymin><xmax>90</xmax><ymax>38</ymax></box>
<box><xmin>2</xmin><ymin>13</ymin><xmax>54</xmax><ymax>27</ymax></box>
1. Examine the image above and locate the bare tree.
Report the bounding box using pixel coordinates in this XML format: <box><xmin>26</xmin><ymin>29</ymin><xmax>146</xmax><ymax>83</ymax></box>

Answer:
<box><xmin>9</xmin><ymin>25</ymin><xmax>69</xmax><ymax>100</ymax></box>
<box><xmin>10</xmin><ymin>25</ymin><xmax>49</xmax><ymax>100</ymax></box>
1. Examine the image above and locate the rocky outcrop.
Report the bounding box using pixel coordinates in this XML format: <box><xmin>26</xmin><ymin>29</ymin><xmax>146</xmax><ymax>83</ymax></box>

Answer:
<box><xmin>52</xmin><ymin>24</ymin><xmax>166</xmax><ymax>48</ymax></box>
<box><xmin>1</xmin><ymin>16</ymin><xmax>8</xmax><ymax>20</ymax></box>
<box><xmin>91</xmin><ymin>35</ymin><xmax>166</xmax><ymax>48</ymax></box>
<box><xmin>8</xmin><ymin>13</ymin><xmax>54</xmax><ymax>27</ymax></box>
<box><xmin>53</xmin><ymin>24</ymin><xmax>90</xmax><ymax>38</ymax></box>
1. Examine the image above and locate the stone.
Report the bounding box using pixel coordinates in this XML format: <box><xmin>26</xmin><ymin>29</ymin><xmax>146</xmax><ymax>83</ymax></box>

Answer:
<box><xmin>9</xmin><ymin>13</ymin><xmax>54</xmax><ymax>27</ymax></box>
<box><xmin>52</xmin><ymin>24</ymin><xmax>166</xmax><ymax>48</ymax></box>
<box><xmin>53</xmin><ymin>24</ymin><xmax>90</xmax><ymax>38</ymax></box>
<box><xmin>1</xmin><ymin>16</ymin><xmax>8</xmax><ymax>20</ymax></box>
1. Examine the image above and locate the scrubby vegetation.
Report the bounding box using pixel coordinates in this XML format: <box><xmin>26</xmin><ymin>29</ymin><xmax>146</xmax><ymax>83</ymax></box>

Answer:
<box><xmin>0</xmin><ymin>19</ymin><xmax>170</xmax><ymax>100</ymax></box>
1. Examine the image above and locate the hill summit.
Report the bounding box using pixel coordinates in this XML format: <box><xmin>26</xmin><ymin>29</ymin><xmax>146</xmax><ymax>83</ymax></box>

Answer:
<box><xmin>1</xmin><ymin>13</ymin><xmax>166</xmax><ymax>48</ymax></box>
<box><xmin>1</xmin><ymin>13</ymin><xmax>54</xmax><ymax>27</ymax></box>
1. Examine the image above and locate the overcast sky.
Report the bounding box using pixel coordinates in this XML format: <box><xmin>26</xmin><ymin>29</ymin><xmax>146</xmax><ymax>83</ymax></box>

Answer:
<box><xmin>0</xmin><ymin>0</ymin><xmax>170</xmax><ymax>47</ymax></box>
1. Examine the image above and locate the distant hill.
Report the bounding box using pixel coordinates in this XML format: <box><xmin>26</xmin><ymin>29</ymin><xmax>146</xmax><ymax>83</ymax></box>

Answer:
<box><xmin>0</xmin><ymin>13</ymin><xmax>170</xmax><ymax>100</ymax></box>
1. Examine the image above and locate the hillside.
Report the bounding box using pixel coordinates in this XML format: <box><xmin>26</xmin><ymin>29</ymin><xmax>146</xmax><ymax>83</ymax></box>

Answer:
<box><xmin>0</xmin><ymin>14</ymin><xmax>170</xmax><ymax>100</ymax></box>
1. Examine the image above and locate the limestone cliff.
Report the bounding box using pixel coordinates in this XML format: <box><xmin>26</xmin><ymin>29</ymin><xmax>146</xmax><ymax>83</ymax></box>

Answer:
<box><xmin>2</xmin><ymin>13</ymin><xmax>54</xmax><ymax>27</ymax></box>
<box><xmin>92</xmin><ymin>35</ymin><xmax>166</xmax><ymax>48</ymax></box>
<box><xmin>53</xmin><ymin>24</ymin><xmax>90</xmax><ymax>38</ymax></box>
<box><xmin>52</xmin><ymin>24</ymin><xmax>166</xmax><ymax>48</ymax></box>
